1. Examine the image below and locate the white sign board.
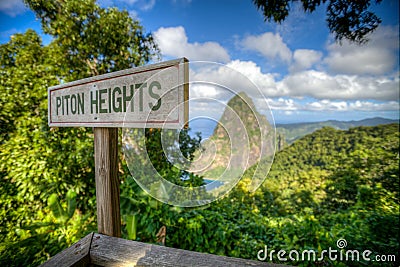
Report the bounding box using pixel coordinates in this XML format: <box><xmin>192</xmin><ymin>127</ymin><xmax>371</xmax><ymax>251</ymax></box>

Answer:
<box><xmin>48</xmin><ymin>58</ymin><xmax>188</xmax><ymax>129</ymax></box>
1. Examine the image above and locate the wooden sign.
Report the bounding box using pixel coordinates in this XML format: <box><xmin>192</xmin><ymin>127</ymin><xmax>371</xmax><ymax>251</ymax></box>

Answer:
<box><xmin>49</xmin><ymin>58</ymin><xmax>189</xmax><ymax>129</ymax></box>
<box><xmin>48</xmin><ymin>58</ymin><xmax>189</xmax><ymax>238</ymax></box>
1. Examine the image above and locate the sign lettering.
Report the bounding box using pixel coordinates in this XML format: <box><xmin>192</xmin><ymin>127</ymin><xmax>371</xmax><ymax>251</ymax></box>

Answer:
<box><xmin>48</xmin><ymin>58</ymin><xmax>188</xmax><ymax>129</ymax></box>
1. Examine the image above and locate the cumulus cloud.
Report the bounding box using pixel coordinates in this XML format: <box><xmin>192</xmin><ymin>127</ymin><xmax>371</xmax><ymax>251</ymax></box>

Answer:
<box><xmin>118</xmin><ymin>0</ymin><xmax>155</xmax><ymax>10</ymax></box>
<box><xmin>190</xmin><ymin>84</ymin><xmax>221</xmax><ymax>99</ymax></box>
<box><xmin>279</xmin><ymin>70</ymin><xmax>399</xmax><ymax>101</ymax></box>
<box><xmin>97</xmin><ymin>0</ymin><xmax>155</xmax><ymax>21</ymax></box>
<box><xmin>241</xmin><ymin>32</ymin><xmax>292</xmax><ymax>63</ymax></box>
<box><xmin>128</xmin><ymin>10</ymin><xmax>139</xmax><ymax>19</ymax></box>
<box><xmin>153</xmin><ymin>25</ymin><xmax>398</xmax><ymax>117</ymax></box>
<box><xmin>226</xmin><ymin>60</ymin><xmax>281</xmax><ymax>97</ymax></box>
<box><xmin>188</xmin><ymin>59</ymin><xmax>287</xmax><ymax>104</ymax></box>
<box><xmin>154</xmin><ymin>26</ymin><xmax>230</xmax><ymax>63</ymax></box>
<box><xmin>324</xmin><ymin>26</ymin><xmax>399</xmax><ymax>75</ymax></box>
<box><xmin>348</xmin><ymin>100</ymin><xmax>399</xmax><ymax>111</ymax></box>
<box><xmin>204</xmin><ymin>59</ymin><xmax>398</xmax><ymax>102</ymax></box>
<box><xmin>139</xmin><ymin>0</ymin><xmax>155</xmax><ymax>10</ymax></box>
<box><xmin>290</xmin><ymin>49</ymin><xmax>322</xmax><ymax>73</ymax></box>
<box><xmin>187</xmin><ymin>58</ymin><xmax>398</xmax><ymax>103</ymax></box>
<box><xmin>305</xmin><ymin>99</ymin><xmax>399</xmax><ymax>111</ymax></box>
<box><xmin>187</xmin><ymin>59</ymin><xmax>399</xmax><ymax>119</ymax></box>
<box><xmin>0</xmin><ymin>0</ymin><xmax>27</xmax><ymax>17</ymax></box>
<box><xmin>267</xmin><ymin>98</ymin><xmax>399</xmax><ymax>112</ymax></box>
<box><xmin>266</xmin><ymin>98</ymin><xmax>299</xmax><ymax>111</ymax></box>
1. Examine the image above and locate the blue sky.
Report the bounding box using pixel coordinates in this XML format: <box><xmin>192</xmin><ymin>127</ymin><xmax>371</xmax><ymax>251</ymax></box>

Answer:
<box><xmin>0</xmin><ymin>0</ymin><xmax>399</xmax><ymax>124</ymax></box>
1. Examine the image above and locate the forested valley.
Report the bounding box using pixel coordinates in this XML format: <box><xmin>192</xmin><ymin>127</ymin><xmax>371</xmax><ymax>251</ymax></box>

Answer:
<box><xmin>0</xmin><ymin>1</ymin><xmax>398</xmax><ymax>266</ymax></box>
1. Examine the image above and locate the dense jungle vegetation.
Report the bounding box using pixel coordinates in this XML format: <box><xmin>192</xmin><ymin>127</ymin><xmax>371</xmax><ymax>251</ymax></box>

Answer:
<box><xmin>0</xmin><ymin>0</ymin><xmax>398</xmax><ymax>266</ymax></box>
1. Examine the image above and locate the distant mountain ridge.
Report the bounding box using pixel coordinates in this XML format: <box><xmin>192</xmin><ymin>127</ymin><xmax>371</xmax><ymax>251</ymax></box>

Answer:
<box><xmin>276</xmin><ymin>117</ymin><xmax>398</xmax><ymax>144</ymax></box>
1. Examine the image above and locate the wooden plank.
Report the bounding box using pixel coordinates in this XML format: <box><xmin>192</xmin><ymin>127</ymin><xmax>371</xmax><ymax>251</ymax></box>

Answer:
<box><xmin>90</xmin><ymin>233</ymin><xmax>286</xmax><ymax>267</ymax></box>
<box><xmin>48</xmin><ymin>58</ymin><xmax>189</xmax><ymax>129</ymax></box>
<box><xmin>39</xmin><ymin>232</ymin><xmax>93</xmax><ymax>267</ymax></box>
<box><xmin>94</xmin><ymin>128</ymin><xmax>121</xmax><ymax>237</ymax></box>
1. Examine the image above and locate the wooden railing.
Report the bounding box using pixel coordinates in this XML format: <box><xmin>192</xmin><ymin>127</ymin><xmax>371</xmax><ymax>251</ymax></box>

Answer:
<box><xmin>40</xmin><ymin>232</ymin><xmax>285</xmax><ymax>267</ymax></box>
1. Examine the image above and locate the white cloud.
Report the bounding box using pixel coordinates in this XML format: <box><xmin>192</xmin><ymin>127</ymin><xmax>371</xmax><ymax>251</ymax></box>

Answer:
<box><xmin>268</xmin><ymin>98</ymin><xmax>399</xmax><ymax>112</ymax></box>
<box><xmin>186</xmin><ymin>60</ymin><xmax>279</xmax><ymax>120</ymax></box>
<box><xmin>241</xmin><ymin>32</ymin><xmax>292</xmax><ymax>63</ymax></box>
<box><xmin>188</xmin><ymin>59</ymin><xmax>398</xmax><ymax>103</ymax></box>
<box><xmin>279</xmin><ymin>70</ymin><xmax>399</xmax><ymax>101</ymax></box>
<box><xmin>187</xmin><ymin>88</ymin><xmax>229</xmax><ymax>121</ymax></box>
<box><xmin>139</xmin><ymin>0</ymin><xmax>155</xmax><ymax>10</ymax></box>
<box><xmin>97</xmin><ymin>0</ymin><xmax>113</xmax><ymax>5</ymax></box>
<box><xmin>215</xmin><ymin>59</ymin><xmax>398</xmax><ymax>102</ymax></box>
<box><xmin>305</xmin><ymin>99</ymin><xmax>399</xmax><ymax>112</ymax></box>
<box><xmin>154</xmin><ymin>26</ymin><xmax>230</xmax><ymax>63</ymax></box>
<box><xmin>348</xmin><ymin>100</ymin><xmax>399</xmax><ymax>111</ymax></box>
<box><xmin>267</xmin><ymin>98</ymin><xmax>299</xmax><ymax>111</ymax></box>
<box><xmin>226</xmin><ymin>60</ymin><xmax>281</xmax><ymax>97</ymax></box>
<box><xmin>190</xmin><ymin>84</ymin><xmax>220</xmax><ymax>99</ymax></box>
<box><xmin>290</xmin><ymin>49</ymin><xmax>322</xmax><ymax>72</ymax></box>
<box><xmin>172</xmin><ymin>0</ymin><xmax>192</xmax><ymax>4</ymax></box>
<box><xmin>186</xmin><ymin>59</ymin><xmax>399</xmax><ymax>119</ymax></box>
<box><xmin>128</xmin><ymin>10</ymin><xmax>138</xmax><ymax>19</ymax></box>
<box><xmin>189</xmin><ymin>63</ymin><xmax>251</xmax><ymax>101</ymax></box>
<box><xmin>306</xmin><ymin>100</ymin><xmax>348</xmax><ymax>111</ymax></box>
<box><xmin>98</xmin><ymin>0</ymin><xmax>154</xmax><ymax>19</ymax></box>
<box><xmin>117</xmin><ymin>0</ymin><xmax>155</xmax><ymax>10</ymax></box>
<box><xmin>119</xmin><ymin>0</ymin><xmax>139</xmax><ymax>4</ymax></box>
<box><xmin>188</xmin><ymin>59</ymin><xmax>286</xmax><ymax>104</ymax></box>
<box><xmin>152</xmin><ymin>24</ymin><xmax>398</xmax><ymax>117</ymax></box>
<box><xmin>0</xmin><ymin>0</ymin><xmax>27</xmax><ymax>17</ymax></box>
<box><xmin>324</xmin><ymin>26</ymin><xmax>399</xmax><ymax>75</ymax></box>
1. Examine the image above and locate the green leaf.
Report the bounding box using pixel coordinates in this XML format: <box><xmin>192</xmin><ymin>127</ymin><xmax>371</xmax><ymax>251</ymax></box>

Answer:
<box><xmin>125</xmin><ymin>214</ymin><xmax>138</xmax><ymax>240</ymax></box>
<box><xmin>47</xmin><ymin>193</ymin><xmax>67</xmax><ymax>222</ymax></box>
<box><xmin>66</xmin><ymin>189</ymin><xmax>77</xmax><ymax>218</ymax></box>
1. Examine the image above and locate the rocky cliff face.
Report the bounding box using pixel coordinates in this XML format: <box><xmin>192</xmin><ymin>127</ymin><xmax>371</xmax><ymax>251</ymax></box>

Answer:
<box><xmin>189</xmin><ymin>92</ymin><xmax>275</xmax><ymax>180</ymax></box>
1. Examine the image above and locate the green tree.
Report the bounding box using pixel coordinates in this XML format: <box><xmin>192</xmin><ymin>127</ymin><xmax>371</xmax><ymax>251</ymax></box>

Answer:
<box><xmin>0</xmin><ymin>0</ymin><xmax>159</xmax><ymax>265</ymax></box>
<box><xmin>0</xmin><ymin>30</ymin><xmax>53</xmax><ymax>140</ymax></box>
<box><xmin>253</xmin><ymin>0</ymin><xmax>383</xmax><ymax>44</ymax></box>
<box><xmin>116</xmin><ymin>124</ymin><xmax>400</xmax><ymax>266</ymax></box>
<box><xmin>0</xmin><ymin>29</ymin><xmax>97</xmax><ymax>266</ymax></box>
<box><xmin>25</xmin><ymin>0</ymin><xmax>159</xmax><ymax>79</ymax></box>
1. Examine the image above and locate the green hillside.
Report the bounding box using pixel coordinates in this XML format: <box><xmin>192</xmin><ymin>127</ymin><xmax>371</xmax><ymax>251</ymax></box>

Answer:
<box><xmin>165</xmin><ymin>124</ymin><xmax>400</xmax><ymax>266</ymax></box>
<box><xmin>260</xmin><ymin>124</ymin><xmax>399</xmax><ymax>214</ymax></box>
<box><xmin>276</xmin><ymin>117</ymin><xmax>398</xmax><ymax>144</ymax></box>
<box><xmin>1</xmin><ymin>1</ymin><xmax>398</xmax><ymax>266</ymax></box>
<box><xmin>1</xmin><ymin>110</ymin><xmax>398</xmax><ymax>266</ymax></box>
<box><xmin>118</xmin><ymin>124</ymin><xmax>399</xmax><ymax>266</ymax></box>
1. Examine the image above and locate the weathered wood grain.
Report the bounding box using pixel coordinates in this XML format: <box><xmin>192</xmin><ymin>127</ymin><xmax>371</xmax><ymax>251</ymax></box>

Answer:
<box><xmin>94</xmin><ymin>128</ymin><xmax>121</xmax><ymax>237</ymax></box>
<box><xmin>90</xmin><ymin>233</ymin><xmax>285</xmax><ymax>267</ymax></box>
<box><xmin>48</xmin><ymin>58</ymin><xmax>188</xmax><ymax>129</ymax></box>
<box><xmin>41</xmin><ymin>233</ymin><xmax>288</xmax><ymax>267</ymax></box>
<box><xmin>39</xmin><ymin>232</ymin><xmax>93</xmax><ymax>267</ymax></box>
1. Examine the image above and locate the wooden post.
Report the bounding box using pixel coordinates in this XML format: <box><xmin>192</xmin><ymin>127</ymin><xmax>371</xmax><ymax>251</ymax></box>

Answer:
<box><xmin>94</xmin><ymin>127</ymin><xmax>121</xmax><ymax>237</ymax></box>
<box><xmin>48</xmin><ymin>59</ymin><xmax>188</xmax><ymax>238</ymax></box>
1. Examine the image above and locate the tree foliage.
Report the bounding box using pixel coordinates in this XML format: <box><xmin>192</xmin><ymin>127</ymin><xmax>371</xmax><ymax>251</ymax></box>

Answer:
<box><xmin>0</xmin><ymin>0</ymin><xmax>159</xmax><ymax>265</ymax></box>
<box><xmin>0</xmin><ymin>0</ymin><xmax>398</xmax><ymax>266</ymax></box>
<box><xmin>24</xmin><ymin>0</ymin><xmax>159</xmax><ymax>79</ymax></box>
<box><xmin>253</xmin><ymin>0</ymin><xmax>383</xmax><ymax>44</ymax></box>
<box><xmin>118</xmin><ymin>124</ymin><xmax>399</xmax><ymax>266</ymax></box>
<box><xmin>0</xmin><ymin>29</ymin><xmax>97</xmax><ymax>266</ymax></box>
